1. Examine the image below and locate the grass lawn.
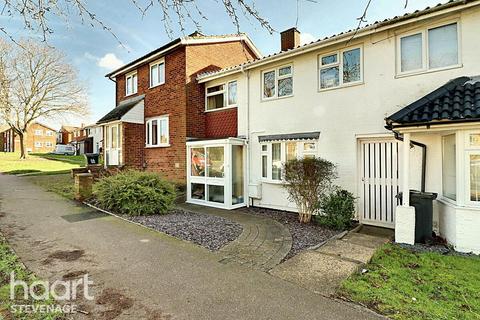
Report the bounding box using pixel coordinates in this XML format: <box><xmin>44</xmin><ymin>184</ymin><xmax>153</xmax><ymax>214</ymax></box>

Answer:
<box><xmin>30</xmin><ymin>153</ymin><xmax>86</xmax><ymax>166</ymax></box>
<box><xmin>26</xmin><ymin>174</ymin><xmax>75</xmax><ymax>199</ymax></box>
<box><xmin>339</xmin><ymin>243</ymin><xmax>480</xmax><ymax>320</ymax></box>
<box><xmin>0</xmin><ymin>236</ymin><xmax>62</xmax><ymax>319</ymax></box>
<box><xmin>0</xmin><ymin>152</ymin><xmax>82</xmax><ymax>175</ymax></box>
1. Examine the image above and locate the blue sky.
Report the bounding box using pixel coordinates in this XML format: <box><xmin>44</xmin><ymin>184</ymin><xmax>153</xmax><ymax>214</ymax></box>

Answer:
<box><xmin>1</xmin><ymin>0</ymin><xmax>443</xmax><ymax>128</ymax></box>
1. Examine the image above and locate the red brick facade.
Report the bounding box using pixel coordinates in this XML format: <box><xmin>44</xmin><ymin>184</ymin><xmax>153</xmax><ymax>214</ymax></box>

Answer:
<box><xmin>110</xmin><ymin>38</ymin><xmax>257</xmax><ymax>182</ymax></box>
<box><xmin>0</xmin><ymin>123</ymin><xmax>57</xmax><ymax>153</ymax></box>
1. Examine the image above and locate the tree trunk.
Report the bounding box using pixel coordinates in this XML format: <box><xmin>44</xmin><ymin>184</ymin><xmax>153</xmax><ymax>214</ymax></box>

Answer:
<box><xmin>19</xmin><ymin>133</ymin><xmax>26</xmax><ymax>159</ymax></box>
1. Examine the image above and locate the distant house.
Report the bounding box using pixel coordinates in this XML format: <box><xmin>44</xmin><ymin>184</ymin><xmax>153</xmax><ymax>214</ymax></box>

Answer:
<box><xmin>84</xmin><ymin>124</ymin><xmax>103</xmax><ymax>154</ymax></box>
<box><xmin>0</xmin><ymin>122</ymin><xmax>57</xmax><ymax>153</ymax></box>
<box><xmin>57</xmin><ymin>125</ymin><xmax>79</xmax><ymax>145</ymax></box>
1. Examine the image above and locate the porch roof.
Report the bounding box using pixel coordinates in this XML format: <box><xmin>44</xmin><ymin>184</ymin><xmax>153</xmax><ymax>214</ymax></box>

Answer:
<box><xmin>97</xmin><ymin>95</ymin><xmax>145</xmax><ymax>125</ymax></box>
<box><xmin>386</xmin><ymin>76</ymin><xmax>480</xmax><ymax>129</ymax></box>
<box><xmin>258</xmin><ymin>131</ymin><xmax>320</xmax><ymax>142</ymax></box>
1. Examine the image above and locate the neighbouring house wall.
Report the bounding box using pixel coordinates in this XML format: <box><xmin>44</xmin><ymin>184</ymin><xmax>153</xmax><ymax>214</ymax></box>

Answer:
<box><xmin>236</xmin><ymin>7</ymin><xmax>480</xmax><ymax>212</ymax></box>
<box><xmin>205</xmin><ymin>108</ymin><xmax>238</xmax><ymax>138</ymax></box>
<box><xmin>2</xmin><ymin>123</ymin><xmax>57</xmax><ymax>153</ymax></box>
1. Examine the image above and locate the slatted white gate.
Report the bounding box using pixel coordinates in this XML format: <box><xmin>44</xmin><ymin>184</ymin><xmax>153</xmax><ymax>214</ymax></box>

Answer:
<box><xmin>359</xmin><ymin>139</ymin><xmax>401</xmax><ymax>228</ymax></box>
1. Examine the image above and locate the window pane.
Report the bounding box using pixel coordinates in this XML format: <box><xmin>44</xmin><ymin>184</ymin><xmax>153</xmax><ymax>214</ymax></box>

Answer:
<box><xmin>159</xmin><ymin>119</ymin><xmax>168</xmax><ymax>144</ymax></box>
<box><xmin>470</xmin><ymin>154</ymin><xmax>480</xmax><ymax>201</ymax></box>
<box><xmin>262</xmin><ymin>155</ymin><xmax>268</xmax><ymax>178</ymax></box>
<box><xmin>442</xmin><ymin>134</ymin><xmax>456</xmax><ymax>200</ymax></box>
<box><xmin>263</xmin><ymin>70</ymin><xmax>276</xmax><ymax>98</ymax></box>
<box><xmin>470</xmin><ymin>134</ymin><xmax>480</xmax><ymax>147</ymax></box>
<box><xmin>428</xmin><ymin>23</ymin><xmax>458</xmax><ymax>69</ymax></box>
<box><xmin>191</xmin><ymin>148</ymin><xmax>205</xmax><ymax>176</ymax></box>
<box><xmin>401</xmin><ymin>33</ymin><xmax>423</xmax><ymax>72</ymax></box>
<box><xmin>158</xmin><ymin>63</ymin><xmax>165</xmax><ymax>84</ymax></box>
<box><xmin>133</xmin><ymin>75</ymin><xmax>137</xmax><ymax>93</ymax></box>
<box><xmin>151</xmin><ymin>65</ymin><xmax>158</xmax><ymax>86</ymax></box>
<box><xmin>286</xmin><ymin>142</ymin><xmax>297</xmax><ymax>161</ymax></box>
<box><xmin>278</xmin><ymin>66</ymin><xmax>292</xmax><ymax>76</ymax></box>
<box><xmin>304</xmin><ymin>142</ymin><xmax>316</xmax><ymax>152</ymax></box>
<box><xmin>343</xmin><ymin>48</ymin><xmax>361</xmax><ymax>83</ymax></box>
<box><xmin>261</xmin><ymin>145</ymin><xmax>267</xmax><ymax>152</ymax></box>
<box><xmin>207</xmin><ymin>94</ymin><xmax>225</xmax><ymax>110</ymax></box>
<box><xmin>278</xmin><ymin>77</ymin><xmax>293</xmax><ymax>97</ymax></box>
<box><xmin>320</xmin><ymin>66</ymin><xmax>339</xmax><ymax>89</ymax></box>
<box><xmin>111</xmin><ymin>126</ymin><xmax>117</xmax><ymax>149</ymax></box>
<box><xmin>191</xmin><ymin>183</ymin><xmax>205</xmax><ymax>200</ymax></box>
<box><xmin>207</xmin><ymin>147</ymin><xmax>224</xmax><ymax>178</ymax></box>
<box><xmin>146</xmin><ymin>122</ymin><xmax>150</xmax><ymax>145</ymax></box>
<box><xmin>126</xmin><ymin>77</ymin><xmax>132</xmax><ymax>94</ymax></box>
<box><xmin>232</xmin><ymin>145</ymin><xmax>244</xmax><ymax>205</ymax></box>
<box><xmin>207</xmin><ymin>85</ymin><xmax>224</xmax><ymax>94</ymax></box>
<box><xmin>228</xmin><ymin>81</ymin><xmax>237</xmax><ymax>105</ymax></box>
<box><xmin>151</xmin><ymin>120</ymin><xmax>158</xmax><ymax>145</ymax></box>
<box><xmin>208</xmin><ymin>185</ymin><xmax>224</xmax><ymax>203</ymax></box>
<box><xmin>321</xmin><ymin>54</ymin><xmax>337</xmax><ymax>65</ymax></box>
<box><xmin>272</xmin><ymin>143</ymin><xmax>281</xmax><ymax>180</ymax></box>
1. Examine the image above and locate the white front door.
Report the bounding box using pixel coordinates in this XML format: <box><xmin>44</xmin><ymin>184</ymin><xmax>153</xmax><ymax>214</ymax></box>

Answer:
<box><xmin>105</xmin><ymin>123</ymin><xmax>121</xmax><ymax>166</ymax></box>
<box><xmin>359</xmin><ymin>139</ymin><xmax>401</xmax><ymax>228</ymax></box>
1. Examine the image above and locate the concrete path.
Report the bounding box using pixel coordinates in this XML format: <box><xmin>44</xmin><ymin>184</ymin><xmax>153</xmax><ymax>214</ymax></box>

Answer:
<box><xmin>0</xmin><ymin>174</ymin><xmax>383</xmax><ymax>320</ymax></box>
<box><xmin>270</xmin><ymin>226</ymin><xmax>393</xmax><ymax>296</ymax></box>
<box><xmin>179</xmin><ymin>203</ymin><xmax>292</xmax><ymax>271</ymax></box>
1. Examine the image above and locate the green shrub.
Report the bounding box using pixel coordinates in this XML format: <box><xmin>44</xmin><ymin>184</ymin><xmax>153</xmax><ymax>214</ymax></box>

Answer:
<box><xmin>93</xmin><ymin>170</ymin><xmax>176</xmax><ymax>216</ymax></box>
<box><xmin>315</xmin><ymin>188</ymin><xmax>355</xmax><ymax>230</ymax></box>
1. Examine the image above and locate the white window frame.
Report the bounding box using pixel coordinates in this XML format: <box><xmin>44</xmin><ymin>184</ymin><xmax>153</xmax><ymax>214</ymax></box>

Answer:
<box><xmin>149</xmin><ymin>59</ymin><xmax>165</xmax><ymax>88</ymax></box>
<box><xmin>318</xmin><ymin>46</ymin><xmax>363</xmax><ymax>91</ymax></box>
<box><xmin>45</xmin><ymin>130</ymin><xmax>53</xmax><ymax>136</ymax></box>
<box><xmin>45</xmin><ymin>141</ymin><xmax>53</xmax><ymax>147</ymax></box>
<box><xmin>34</xmin><ymin>129</ymin><xmax>43</xmax><ymax>136</ymax></box>
<box><xmin>396</xmin><ymin>20</ymin><xmax>461</xmax><ymax>77</ymax></box>
<box><xmin>125</xmin><ymin>71</ymin><xmax>138</xmax><ymax>96</ymax></box>
<box><xmin>145</xmin><ymin>116</ymin><xmax>169</xmax><ymax>148</ymax></box>
<box><xmin>205</xmin><ymin>80</ymin><xmax>238</xmax><ymax>112</ymax></box>
<box><xmin>260</xmin><ymin>140</ymin><xmax>319</xmax><ymax>183</ymax></box>
<box><xmin>464</xmin><ymin>131</ymin><xmax>480</xmax><ymax>206</ymax></box>
<box><xmin>34</xmin><ymin>141</ymin><xmax>42</xmax><ymax>148</ymax></box>
<box><xmin>261</xmin><ymin>64</ymin><xmax>294</xmax><ymax>101</ymax></box>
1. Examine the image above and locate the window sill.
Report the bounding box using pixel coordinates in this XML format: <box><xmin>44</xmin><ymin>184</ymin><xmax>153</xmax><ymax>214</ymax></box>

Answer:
<box><xmin>261</xmin><ymin>179</ymin><xmax>284</xmax><ymax>185</ymax></box>
<box><xmin>125</xmin><ymin>92</ymin><xmax>138</xmax><ymax>97</ymax></box>
<box><xmin>204</xmin><ymin>105</ymin><xmax>237</xmax><ymax>113</ymax></box>
<box><xmin>318</xmin><ymin>81</ymin><xmax>364</xmax><ymax>93</ymax></box>
<box><xmin>395</xmin><ymin>64</ymin><xmax>463</xmax><ymax>79</ymax></box>
<box><xmin>437</xmin><ymin>198</ymin><xmax>480</xmax><ymax>211</ymax></box>
<box><xmin>261</xmin><ymin>94</ymin><xmax>294</xmax><ymax>103</ymax></box>
<box><xmin>145</xmin><ymin>144</ymin><xmax>171</xmax><ymax>148</ymax></box>
<box><xmin>149</xmin><ymin>82</ymin><xmax>165</xmax><ymax>89</ymax></box>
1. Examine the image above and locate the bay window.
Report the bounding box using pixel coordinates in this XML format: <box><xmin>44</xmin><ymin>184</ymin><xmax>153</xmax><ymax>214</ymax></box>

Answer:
<box><xmin>262</xmin><ymin>65</ymin><xmax>293</xmax><ymax>100</ymax></box>
<box><xmin>319</xmin><ymin>47</ymin><xmax>362</xmax><ymax>90</ymax></box>
<box><xmin>146</xmin><ymin>116</ymin><xmax>169</xmax><ymax>147</ymax></box>
<box><xmin>206</xmin><ymin>80</ymin><xmax>237</xmax><ymax>111</ymax></box>
<box><xmin>150</xmin><ymin>59</ymin><xmax>165</xmax><ymax>87</ymax></box>
<box><xmin>398</xmin><ymin>22</ymin><xmax>459</xmax><ymax>74</ymax></box>
<box><xmin>467</xmin><ymin>133</ymin><xmax>480</xmax><ymax>203</ymax></box>
<box><xmin>126</xmin><ymin>71</ymin><xmax>138</xmax><ymax>96</ymax></box>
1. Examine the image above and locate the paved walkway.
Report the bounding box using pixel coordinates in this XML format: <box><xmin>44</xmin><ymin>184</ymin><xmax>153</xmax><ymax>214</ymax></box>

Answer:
<box><xmin>179</xmin><ymin>203</ymin><xmax>292</xmax><ymax>271</ymax></box>
<box><xmin>270</xmin><ymin>226</ymin><xmax>393</xmax><ymax>296</ymax></box>
<box><xmin>0</xmin><ymin>174</ymin><xmax>382</xmax><ymax>320</ymax></box>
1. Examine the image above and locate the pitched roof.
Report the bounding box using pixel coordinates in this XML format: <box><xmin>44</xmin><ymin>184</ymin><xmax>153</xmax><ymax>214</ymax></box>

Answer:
<box><xmin>105</xmin><ymin>32</ymin><xmax>261</xmax><ymax>78</ymax></box>
<box><xmin>197</xmin><ymin>0</ymin><xmax>480</xmax><ymax>81</ymax></box>
<box><xmin>97</xmin><ymin>95</ymin><xmax>145</xmax><ymax>124</ymax></box>
<box><xmin>386</xmin><ymin>76</ymin><xmax>480</xmax><ymax>128</ymax></box>
<box><xmin>61</xmin><ymin>125</ymin><xmax>80</xmax><ymax>132</ymax></box>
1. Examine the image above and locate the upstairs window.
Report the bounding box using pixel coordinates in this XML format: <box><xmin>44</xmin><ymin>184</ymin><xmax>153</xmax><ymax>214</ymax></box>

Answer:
<box><xmin>398</xmin><ymin>22</ymin><xmax>459</xmax><ymax>74</ymax></box>
<box><xmin>206</xmin><ymin>80</ymin><xmax>237</xmax><ymax>111</ymax></box>
<box><xmin>319</xmin><ymin>47</ymin><xmax>362</xmax><ymax>90</ymax></box>
<box><xmin>150</xmin><ymin>59</ymin><xmax>165</xmax><ymax>87</ymax></box>
<box><xmin>45</xmin><ymin>130</ymin><xmax>53</xmax><ymax>136</ymax></box>
<box><xmin>262</xmin><ymin>65</ymin><xmax>293</xmax><ymax>100</ymax></box>
<box><xmin>126</xmin><ymin>71</ymin><xmax>138</xmax><ymax>96</ymax></box>
<box><xmin>146</xmin><ymin>116</ymin><xmax>169</xmax><ymax>147</ymax></box>
<box><xmin>34</xmin><ymin>129</ymin><xmax>43</xmax><ymax>136</ymax></box>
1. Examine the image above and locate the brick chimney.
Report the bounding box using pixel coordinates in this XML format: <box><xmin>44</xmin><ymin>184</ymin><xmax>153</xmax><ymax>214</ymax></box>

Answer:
<box><xmin>281</xmin><ymin>28</ymin><xmax>301</xmax><ymax>51</ymax></box>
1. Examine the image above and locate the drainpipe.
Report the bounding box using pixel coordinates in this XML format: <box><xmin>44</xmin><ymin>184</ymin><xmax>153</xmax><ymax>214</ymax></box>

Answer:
<box><xmin>393</xmin><ymin>131</ymin><xmax>427</xmax><ymax>193</ymax></box>
<box><xmin>241</xmin><ymin>65</ymin><xmax>250</xmax><ymax>207</ymax></box>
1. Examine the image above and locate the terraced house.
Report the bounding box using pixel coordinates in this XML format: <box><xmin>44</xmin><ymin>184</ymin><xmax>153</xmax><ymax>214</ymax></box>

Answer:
<box><xmin>97</xmin><ymin>32</ymin><xmax>260</xmax><ymax>182</ymax></box>
<box><xmin>195</xmin><ymin>0</ymin><xmax>480</xmax><ymax>254</ymax></box>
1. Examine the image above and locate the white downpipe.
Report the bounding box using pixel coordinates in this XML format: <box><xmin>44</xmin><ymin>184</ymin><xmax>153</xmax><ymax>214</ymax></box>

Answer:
<box><xmin>402</xmin><ymin>133</ymin><xmax>411</xmax><ymax>207</ymax></box>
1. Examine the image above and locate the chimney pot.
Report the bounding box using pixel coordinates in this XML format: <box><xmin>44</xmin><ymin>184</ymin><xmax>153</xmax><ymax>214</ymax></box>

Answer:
<box><xmin>281</xmin><ymin>28</ymin><xmax>301</xmax><ymax>51</ymax></box>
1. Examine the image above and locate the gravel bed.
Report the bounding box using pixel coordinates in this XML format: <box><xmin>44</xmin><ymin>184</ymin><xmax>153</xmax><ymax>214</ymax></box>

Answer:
<box><xmin>244</xmin><ymin>207</ymin><xmax>341</xmax><ymax>259</ymax></box>
<box><xmin>397</xmin><ymin>242</ymin><xmax>478</xmax><ymax>257</ymax></box>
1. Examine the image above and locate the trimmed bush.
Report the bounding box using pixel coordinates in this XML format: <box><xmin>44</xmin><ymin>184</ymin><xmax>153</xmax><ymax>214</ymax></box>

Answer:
<box><xmin>93</xmin><ymin>170</ymin><xmax>176</xmax><ymax>216</ymax></box>
<box><xmin>315</xmin><ymin>188</ymin><xmax>355</xmax><ymax>230</ymax></box>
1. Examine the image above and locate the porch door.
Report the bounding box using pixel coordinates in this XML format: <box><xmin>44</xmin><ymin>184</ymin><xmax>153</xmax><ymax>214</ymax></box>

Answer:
<box><xmin>359</xmin><ymin>139</ymin><xmax>400</xmax><ymax>228</ymax></box>
<box><xmin>105</xmin><ymin>124</ymin><xmax>121</xmax><ymax>166</ymax></box>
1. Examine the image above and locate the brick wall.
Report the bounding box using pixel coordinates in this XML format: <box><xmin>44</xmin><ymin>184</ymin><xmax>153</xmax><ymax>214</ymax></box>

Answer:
<box><xmin>205</xmin><ymin>108</ymin><xmax>238</xmax><ymax>138</ymax></box>
<box><xmin>122</xmin><ymin>122</ymin><xmax>145</xmax><ymax>169</ymax></box>
<box><xmin>1</xmin><ymin>123</ymin><xmax>56</xmax><ymax>153</ymax></box>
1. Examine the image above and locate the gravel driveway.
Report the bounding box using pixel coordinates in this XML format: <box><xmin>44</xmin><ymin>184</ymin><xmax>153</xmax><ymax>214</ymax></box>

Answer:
<box><xmin>125</xmin><ymin>209</ymin><xmax>243</xmax><ymax>251</ymax></box>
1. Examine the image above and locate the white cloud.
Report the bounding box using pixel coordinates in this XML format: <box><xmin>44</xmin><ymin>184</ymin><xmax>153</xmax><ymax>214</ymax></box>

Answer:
<box><xmin>98</xmin><ymin>53</ymin><xmax>124</xmax><ymax>70</ymax></box>
<box><xmin>300</xmin><ymin>32</ymin><xmax>317</xmax><ymax>45</ymax></box>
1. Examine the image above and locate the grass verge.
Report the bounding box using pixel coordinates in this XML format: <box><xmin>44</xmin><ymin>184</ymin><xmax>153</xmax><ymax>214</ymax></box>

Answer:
<box><xmin>0</xmin><ymin>152</ymin><xmax>80</xmax><ymax>175</ymax></box>
<box><xmin>25</xmin><ymin>174</ymin><xmax>74</xmax><ymax>199</ymax></box>
<box><xmin>0</xmin><ymin>235</ymin><xmax>62</xmax><ymax>319</ymax></box>
<box><xmin>339</xmin><ymin>243</ymin><xmax>480</xmax><ymax>320</ymax></box>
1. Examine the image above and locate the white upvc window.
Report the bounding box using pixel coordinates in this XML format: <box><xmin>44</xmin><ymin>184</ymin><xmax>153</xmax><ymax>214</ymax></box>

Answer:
<box><xmin>442</xmin><ymin>134</ymin><xmax>457</xmax><ymax>201</ymax></box>
<box><xmin>262</xmin><ymin>64</ymin><xmax>293</xmax><ymax>100</ymax></box>
<box><xmin>34</xmin><ymin>129</ymin><xmax>43</xmax><ymax>136</ymax></box>
<box><xmin>45</xmin><ymin>141</ymin><xmax>53</xmax><ymax>147</ymax></box>
<box><xmin>34</xmin><ymin>142</ymin><xmax>42</xmax><ymax>148</ymax></box>
<box><xmin>465</xmin><ymin>132</ymin><xmax>480</xmax><ymax>204</ymax></box>
<box><xmin>150</xmin><ymin>59</ymin><xmax>165</xmax><ymax>87</ymax></box>
<box><xmin>145</xmin><ymin>116</ymin><xmax>169</xmax><ymax>147</ymax></box>
<box><xmin>45</xmin><ymin>130</ymin><xmax>53</xmax><ymax>136</ymax></box>
<box><xmin>205</xmin><ymin>80</ymin><xmax>237</xmax><ymax>111</ymax></box>
<box><xmin>260</xmin><ymin>140</ymin><xmax>318</xmax><ymax>182</ymax></box>
<box><xmin>397</xmin><ymin>22</ymin><xmax>460</xmax><ymax>75</ymax></box>
<box><xmin>125</xmin><ymin>71</ymin><xmax>138</xmax><ymax>96</ymax></box>
<box><xmin>319</xmin><ymin>46</ymin><xmax>362</xmax><ymax>90</ymax></box>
